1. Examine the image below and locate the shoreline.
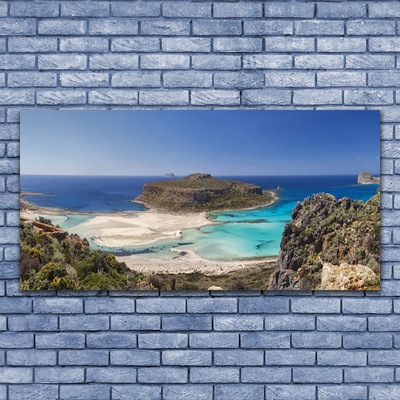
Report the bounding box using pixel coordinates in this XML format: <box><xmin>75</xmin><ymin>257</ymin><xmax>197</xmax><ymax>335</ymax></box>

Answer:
<box><xmin>119</xmin><ymin>251</ymin><xmax>279</xmax><ymax>275</ymax></box>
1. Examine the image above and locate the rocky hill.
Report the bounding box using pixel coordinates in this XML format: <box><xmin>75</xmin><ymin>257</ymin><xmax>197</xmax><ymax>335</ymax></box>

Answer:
<box><xmin>268</xmin><ymin>191</ymin><xmax>380</xmax><ymax>290</ymax></box>
<box><xmin>134</xmin><ymin>173</ymin><xmax>276</xmax><ymax>213</ymax></box>
<box><xmin>358</xmin><ymin>172</ymin><xmax>380</xmax><ymax>185</ymax></box>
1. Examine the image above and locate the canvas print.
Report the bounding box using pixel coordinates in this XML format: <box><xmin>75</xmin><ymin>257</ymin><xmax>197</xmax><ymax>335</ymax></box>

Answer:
<box><xmin>20</xmin><ymin>110</ymin><xmax>380</xmax><ymax>291</ymax></box>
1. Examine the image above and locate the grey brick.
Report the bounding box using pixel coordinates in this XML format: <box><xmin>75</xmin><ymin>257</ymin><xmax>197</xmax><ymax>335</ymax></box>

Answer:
<box><xmin>163</xmin><ymin>385</ymin><xmax>212</xmax><ymax>400</ymax></box>
<box><xmin>369</xmin><ymin>316</ymin><xmax>400</xmax><ymax>331</ymax></box>
<box><xmin>295</xmin><ymin>20</ymin><xmax>344</xmax><ymax>36</ymax></box>
<box><xmin>214</xmin><ymin>315</ymin><xmax>263</xmax><ymax>331</ymax></box>
<box><xmin>8</xmin><ymin>315</ymin><xmax>57</xmax><ymax>331</ymax></box>
<box><xmin>60</xmin><ymin>385</ymin><xmax>110</xmax><ymax>400</ymax></box>
<box><xmin>0</xmin><ymin>368</ymin><xmax>33</xmax><ymax>383</ymax></box>
<box><xmin>214</xmin><ymin>38</ymin><xmax>262</xmax><ymax>53</ymax></box>
<box><xmin>38</xmin><ymin>55</ymin><xmax>87</xmax><ymax>70</ymax></box>
<box><xmin>89</xmin><ymin>19</ymin><xmax>138</xmax><ymax>35</ymax></box>
<box><xmin>192</xmin><ymin>55</ymin><xmax>241</xmax><ymax>70</ymax></box>
<box><xmin>189</xmin><ymin>332</ymin><xmax>239</xmax><ymax>348</ymax></box>
<box><xmin>62</xmin><ymin>2</ymin><xmax>110</xmax><ymax>17</ymax></box>
<box><xmin>318</xmin><ymin>72</ymin><xmax>366</xmax><ymax>87</ymax></box>
<box><xmin>87</xmin><ymin>332</ymin><xmax>137</xmax><ymax>349</ymax></box>
<box><xmin>33</xmin><ymin>298</ymin><xmax>82</xmax><ymax>314</ymax></box>
<box><xmin>86</xmin><ymin>367</ymin><xmax>136</xmax><ymax>383</ymax></box>
<box><xmin>85</xmin><ymin>298</ymin><xmax>135</xmax><ymax>313</ymax></box>
<box><xmin>318</xmin><ymin>350</ymin><xmax>366</xmax><ymax>366</ymax></box>
<box><xmin>193</xmin><ymin>20</ymin><xmax>241</xmax><ymax>36</ymax></box>
<box><xmin>190</xmin><ymin>367</ymin><xmax>239</xmax><ymax>383</ymax></box>
<box><xmin>162</xmin><ymin>38</ymin><xmax>211</xmax><ymax>53</ymax></box>
<box><xmin>295</xmin><ymin>55</ymin><xmax>344</xmax><ymax>70</ymax></box>
<box><xmin>293</xmin><ymin>367</ymin><xmax>342</xmax><ymax>383</ymax></box>
<box><xmin>112</xmin><ymin>385</ymin><xmax>161</xmax><ymax>400</ymax></box>
<box><xmin>60</xmin><ymin>38</ymin><xmax>109</xmax><ymax>53</ymax></box>
<box><xmin>111</xmin><ymin>315</ymin><xmax>160</xmax><ymax>330</ymax></box>
<box><xmin>346</xmin><ymin>55</ymin><xmax>395</xmax><ymax>70</ymax></box>
<box><xmin>140</xmin><ymin>90</ymin><xmax>188</xmax><ymax>105</ymax></box>
<box><xmin>163</xmin><ymin>2</ymin><xmax>211</xmax><ymax>18</ymax></box>
<box><xmin>38</xmin><ymin>20</ymin><xmax>86</xmax><ymax>35</ymax></box>
<box><xmin>244</xmin><ymin>21</ymin><xmax>293</xmax><ymax>36</ymax></box>
<box><xmin>60</xmin><ymin>315</ymin><xmax>109</xmax><ymax>331</ymax></box>
<box><xmin>265</xmin><ymin>72</ymin><xmax>315</xmax><ymax>88</ymax></box>
<box><xmin>214</xmin><ymin>3</ymin><xmax>262</xmax><ymax>18</ymax></box>
<box><xmin>9</xmin><ymin>37</ymin><xmax>57</xmax><ymax>53</ymax></box>
<box><xmin>242</xmin><ymin>89</ymin><xmax>291</xmax><ymax>105</ymax></box>
<box><xmin>265</xmin><ymin>315</ymin><xmax>314</xmax><ymax>331</ymax></box>
<box><xmin>265</xmin><ymin>385</ymin><xmax>316</xmax><ymax>400</ymax></box>
<box><xmin>162</xmin><ymin>350</ymin><xmax>211</xmax><ymax>366</ymax></box>
<box><xmin>9</xmin><ymin>385</ymin><xmax>58</xmax><ymax>400</ymax></box>
<box><xmin>60</xmin><ymin>72</ymin><xmax>109</xmax><ymax>88</ymax></box>
<box><xmin>36</xmin><ymin>333</ymin><xmax>85</xmax><ymax>349</ymax></box>
<box><xmin>317</xmin><ymin>3</ymin><xmax>366</xmax><ymax>19</ymax></box>
<box><xmin>345</xmin><ymin>367</ymin><xmax>394</xmax><ymax>383</ymax></box>
<box><xmin>264</xmin><ymin>3</ymin><xmax>314</xmax><ymax>18</ymax></box>
<box><xmin>110</xmin><ymin>350</ymin><xmax>159</xmax><ymax>366</ymax></box>
<box><xmin>370</xmin><ymin>38</ymin><xmax>400</xmax><ymax>53</ymax></box>
<box><xmin>90</xmin><ymin>54</ymin><xmax>138</xmax><ymax>70</ymax></box>
<box><xmin>369</xmin><ymin>3</ymin><xmax>400</xmax><ymax>18</ymax></box>
<box><xmin>242</xmin><ymin>367</ymin><xmax>291</xmax><ymax>383</ymax></box>
<box><xmin>191</xmin><ymin>90</ymin><xmax>239</xmax><ymax>106</ymax></box>
<box><xmin>265</xmin><ymin>350</ymin><xmax>315</xmax><ymax>366</ymax></box>
<box><xmin>8</xmin><ymin>72</ymin><xmax>57</xmax><ymax>88</ymax></box>
<box><xmin>264</xmin><ymin>37</ymin><xmax>314</xmax><ymax>53</ymax></box>
<box><xmin>342</xmin><ymin>299</ymin><xmax>392</xmax><ymax>314</ymax></box>
<box><xmin>215</xmin><ymin>385</ymin><xmax>264</xmax><ymax>400</ymax></box>
<box><xmin>139</xmin><ymin>333</ymin><xmax>187</xmax><ymax>349</ymax></box>
<box><xmin>292</xmin><ymin>298</ymin><xmax>341</xmax><ymax>313</ymax></box>
<box><xmin>11</xmin><ymin>2</ymin><xmax>59</xmax><ymax>17</ymax></box>
<box><xmin>162</xmin><ymin>315</ymin><xmax>211</xmax><ymax>331</ymax></box>
<box><xmin>344</xmin><ymin>90</ymin><xmax>393</xmax><ymax>105</ymax></box>
<box><xmin>318</xmin><ymin>38</ymin><xmax>366</xmax><ymax>53</ymax></box>
<box><xmin>214</xmin><ymin>349</ymin><xmax>263</xmax><ymax>366</ymax></box>
<box><xmin>347</xmin><ymin>20</ymin><xmax>395</xmax><ymax>36</ymax></box>
<box><xmin>37</xmin><ymin>90</ymin><xmax>86</xmax><ymax>105</ymax></box>
<box><xmin>59</xmin><ymin>350</ymin><xmax>109</xmax><ymax>366</ymax></box>
<box><xmin>239</xmin><ymin>297</ymin><xmax>289</xmax><ymax>313</ymax></box>
<box><xmin>317</xmin><ymin>316</ymin><xmax>366</xmax><ymax>331</ymax></box>
<box><xmin>369</xmin><ymin>350</ymin><xmax>400</xmax><ymax>366</ymax></box>
<box><xmin>141</xmin><ymin>55</ymin><xmax>189</xmax><ymax>70</ymax></box>
<box><xmin>35</xmin><ymin>368</ymin><xmax>84</xmax><ymax>383</ymax></box>
<box><xmin>141</xmin><ymin>21</ymin><xmax>189</xmax><ymax>36</ymax></box>
<box><xmin>112</xmin><ymin>38</ymin><xmax>160</xmax><ymax>53</ymax></box>
<box><xmin>112</xmin><ymin>2</ymin><xmax>160</xmax><ymax>17</ymax></box>
<box><xmin>241</xmin><ymin>332</ymin><xmax>290</xmax><ymax>349</ymax></box>
<box><xmin>318</xmin><ymin>385</ymin><xmax>367</xmax><ymax>400</ymax></box>
<box><xmin>7</xmin><ymin>349</ymin><xmax>56</xmax><ymax>366</ymax></box>
<box><xmin>343</xmin><ymin>333</ymin><xmax>392</xmax><ymax>349</ymax></box>
<box><xmin>0</xmin><ymin>19</ymin><xmax>36</xmax><ymax>36</ymax></box>
<box><xmin>163</xmin><ymin>71</ymin><xmax>211</xmax><ymax>88</ymax></box>
<box><xmin>138</xmin><ymin>367</ymin><xmax>187</xmax><ymax>383</ymax></box>
<box><xmin>292</xmin><ymin>332</ymin><xmax>341</xmax><ymax>349</ymax></box>
<box><xmin>0</xmin><ymin>55</ymin><xmax>35</xmax><ymax>70</ymax></box>
<box><xmin>89</xmin><ymin>89</ymin><xmax>138</xmax><ymax>105</ymax></box>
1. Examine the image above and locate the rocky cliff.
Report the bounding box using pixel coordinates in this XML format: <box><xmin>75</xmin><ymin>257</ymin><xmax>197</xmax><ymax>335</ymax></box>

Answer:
<box><xmin>134</xmin><ymin>173</ymin><xmax>275</xmax><ymax>213</ymax></box>
<box><xmin>268</xmin><ymin>191</ymin><xmax>380</xmax><ymax>290</ymax></box>
<box><xmin>358</xmin><ymin>172</ymin><xmax>380</xmax><ymax>185</ymax></box>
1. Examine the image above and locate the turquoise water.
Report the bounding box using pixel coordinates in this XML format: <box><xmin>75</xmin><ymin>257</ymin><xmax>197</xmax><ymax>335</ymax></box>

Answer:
<box><xmin>22</xmin><ymin>175</ymin><xmax>379</xmax><ymax>261</ymax></box>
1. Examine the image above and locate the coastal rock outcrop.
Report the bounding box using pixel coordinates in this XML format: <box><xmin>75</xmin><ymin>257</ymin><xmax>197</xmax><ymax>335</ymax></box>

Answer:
<box><xmin>358</xmin><ymin>172</ymin><xmax>380</xmax><ymax>185</ymax></box>
<box><xmin>134</xmin><ymin>173</ymin><xmax>275</xmax><ymax>213</ymax></box>
<box><xmin>268</xmin><ymin>191</ymin><xmax>380</xmax><ymax>290</ymax></box>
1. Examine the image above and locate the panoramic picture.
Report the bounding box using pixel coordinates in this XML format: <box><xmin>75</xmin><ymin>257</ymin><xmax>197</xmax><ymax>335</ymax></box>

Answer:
<box><xmin>20</xmin><ymin>110</ymin><xmax>380</xmax><ymax>291</ymax></box>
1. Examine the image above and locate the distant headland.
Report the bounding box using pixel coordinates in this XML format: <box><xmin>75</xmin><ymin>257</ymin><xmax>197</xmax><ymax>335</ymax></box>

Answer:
<box><xmin>358</xmin><ymin>172</ymin><xmax>380</xmax><ymax>185</ymax></box>
<box><xmin>133</xmin><ymin>173</ymin><xmax>277</xmax><ymax>213</ymax></box>
<box><xmin>163</xmin><ymin>173</ymin><xmax>175</xmax><ymax>178</ymax></box>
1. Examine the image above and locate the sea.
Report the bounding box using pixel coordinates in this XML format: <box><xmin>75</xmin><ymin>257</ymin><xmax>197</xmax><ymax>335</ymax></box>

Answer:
<box><xmin>21</xmin><ymin>175</ymin><xmax>379</xmax><ymax>261</ymax></box>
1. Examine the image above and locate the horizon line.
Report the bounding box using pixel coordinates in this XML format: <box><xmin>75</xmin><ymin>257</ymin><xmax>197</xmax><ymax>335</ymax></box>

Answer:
<box><xmin>20</xmin><ymin>173</ymin><xmax>381</xmax><ymax>177</ymax></box>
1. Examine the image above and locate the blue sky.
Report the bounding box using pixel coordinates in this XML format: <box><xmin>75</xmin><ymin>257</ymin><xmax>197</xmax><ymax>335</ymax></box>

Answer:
<box><xmin>21</xmin><ymin>110</ymin><xmax>380</xmax><ymax>176</ymax></box>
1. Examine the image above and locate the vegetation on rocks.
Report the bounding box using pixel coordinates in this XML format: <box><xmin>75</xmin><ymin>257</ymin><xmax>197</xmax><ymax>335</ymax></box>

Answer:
<box><xmin>20</xmin><ymin>219</ymin><xmax>152</xmax><ymax>290</ymax></box>
<box><xmin>268</xmin><ymin>191</ymin><xmax>380</xmax><ymax>290</ymax></box>
<box><xmin>134</xmin><ymin>173</ymin><xmax>275</xmax><ymax>213</ymax></box>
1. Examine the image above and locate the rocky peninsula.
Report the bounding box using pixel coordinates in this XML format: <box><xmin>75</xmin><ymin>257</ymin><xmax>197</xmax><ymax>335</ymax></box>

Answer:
<box><xmin>268</xmin><ymin>191</ymin><xmax>380</xmax><ymax>290</ymax></box>
<box><xmin>134</xmin><ymin>173</ymin><xmax>277</xmax><ymax>213</ymax></box>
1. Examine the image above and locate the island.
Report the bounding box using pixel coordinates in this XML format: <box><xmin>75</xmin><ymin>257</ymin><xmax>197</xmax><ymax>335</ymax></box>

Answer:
<box><xmin>163</xmin><ymin>173</ymin><xmax>175</xmax><ymax>178</ymax></box>
<box><xmin>133</xmin><ymin>173</ymin><xmax>277</xmax><ymax>213</ymax></box>
<box><xmin>358</xmin><ymin>172</ymin><xmax>380</xmax><ymax>185</ymax></box>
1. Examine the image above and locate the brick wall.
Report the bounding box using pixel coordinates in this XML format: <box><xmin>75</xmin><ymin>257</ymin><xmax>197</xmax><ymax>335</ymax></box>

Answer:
<box><xmin>1</xmin><ymin>1</ymin><xmax>400</xmax><ymax>399</ymax></box>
